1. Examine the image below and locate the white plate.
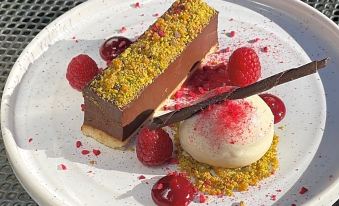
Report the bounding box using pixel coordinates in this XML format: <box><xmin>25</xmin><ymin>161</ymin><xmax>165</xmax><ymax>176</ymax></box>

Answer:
<box><xmin>1</xmin><ymin>0</ymin><xmax>339</xmax><ymax>205</ymax></box>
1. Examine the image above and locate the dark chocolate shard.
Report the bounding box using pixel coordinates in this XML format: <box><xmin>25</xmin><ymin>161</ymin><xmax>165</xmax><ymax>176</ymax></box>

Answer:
<box><xmin>149</xmin><ymin>58</ymin><xmax>329</xmax><ymax>129</ymax></box>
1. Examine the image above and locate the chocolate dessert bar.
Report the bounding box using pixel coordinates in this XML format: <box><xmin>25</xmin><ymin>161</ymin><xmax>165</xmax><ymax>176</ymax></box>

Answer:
<box><xmin>82</xmin><ymin>0</ymin><xmax>218</xmax><ymax>148</ymax></box>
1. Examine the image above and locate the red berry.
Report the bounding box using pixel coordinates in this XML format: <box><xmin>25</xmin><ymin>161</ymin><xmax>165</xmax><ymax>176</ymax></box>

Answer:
<box><xmin>136</xmin><ymin>128</ymin><xmax>173</xmax><ymax>166</ymax></box>
<box><xmin>259</xmin><ymin>93</ymin><xmax>286</xmax><ymax>124</ymax></box>
<box><xmin>152</xmin><ymin>172</ymin><xmax>196</xmax><ymax>206</ymax></box>
<box><xmin>99</xmin><ymin>36</ymin><xmax>132</xmax><ymax>62</ymax></box>
<box><xmin>228</xmin><ymin>47</ymin><xmax>261</xmax><ymax>87</ymax></box>
<box><xmin>66</xmin><ymin>54</ymin><xmax>99</xmax><ymax>91</ymax></box>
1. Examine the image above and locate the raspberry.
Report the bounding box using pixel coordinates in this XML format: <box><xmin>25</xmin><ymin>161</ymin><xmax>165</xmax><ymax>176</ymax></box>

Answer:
<box><xmin>66</xmin><ymin>54</ymin><xmax>99</xmax><ymax>91</ymax></box>
<box><xmin>136</xmin><ymin>128</ymin><xmax>173</xmax><ymax>166</ymax></box>
<box><xmin>228</xmin><ymin>47</ymin><xmax>261</xmax><ymax>87</ymax></box>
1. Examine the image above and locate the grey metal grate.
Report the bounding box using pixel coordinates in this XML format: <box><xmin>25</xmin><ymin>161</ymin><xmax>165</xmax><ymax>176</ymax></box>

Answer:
<box><xmin>0</xmin><ymin>0</ymin><xmax>338</xmax><ymax>205</ymax></box>
<box><xmin>0</xmin><ymin>0</ymin><xmax>85</xmax><ymax>98</ymax></box>
<box><xmin>0</xmin><ymin>1</ymin><xmax>86</xmax><ymax>205</ymax></box>
<box><xmin>305</xmin><ymin>0</ymin><xmax>339</xmax><ymax>22</ymax></box>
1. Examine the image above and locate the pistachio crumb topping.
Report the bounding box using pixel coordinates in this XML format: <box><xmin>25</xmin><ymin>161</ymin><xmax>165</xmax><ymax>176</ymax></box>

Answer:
<box><xmin>173</xmin><ymin>124</ymin><xmax>279</xmax><ymax>196</ymax></box>
<box><xmin>90</xmin><ymin>0</ymin><xmax>216</xmax><ymax>108</ymax></box>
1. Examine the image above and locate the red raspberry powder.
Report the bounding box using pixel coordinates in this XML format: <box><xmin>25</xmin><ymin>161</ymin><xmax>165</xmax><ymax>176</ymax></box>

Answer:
<box><xmin>252</xmin><ymin>37</ymin><xmax>260</xmax><ymax>43</ymax></box>
<box><xmin>158</xmin><ymin>29</ymin><xmax>165</xmax><ymax>37</ymax></box>
<box><xmin>59</xmin><ymin>164</ymin><xmax>67</xmax><ymax>170</ymax></box>
<box><xmin>195</xmin><ymin>99</ymin><xmax>253</xmax><ymax>147</ymax></box>
<box><xmin>174</xmin><ymin>104</ymin><xmax>182</xmax><ymax>110</ymax></box>
<box><xmin>93</xmin><ymin>149</ymin><xmax>101</xmax><ymax>156</ymax></box>
<box><xmin>270</xmin><ymin>194</ymin><xmax>277</xmax><ymax>201</ymax></box>
<box><xmin>214</xmin><ymin>101</ymin><xmax>252</xmax><ymax>132</ymax></box>
<box><xmin>76</xmin><ymin>140</ymin><xmax>82</xmax><ymax>148</ymax></box>
<box><xmin>229</xmin><ymin>31</ymin><xmax>236</xmax><ymax>37</ymax></box>
<box><xmin>168</xmin><ymin>49</ymin><xmax>231</xmax><ymax>110</ymax></box>
<box><xmin>299</xmin><ymin>187</ymin><xmax>308</xmax><ymax>195</ymax></box>
<box><xmin>263</xmin><ymin>46</ymin><xmax>269</xmax><ymax>53</ymax></box>
<box><xmin>81</xmin><ymin>104</ymin><xmax>86</xmax><ymax>111</ymax></box>
<box><xmin>199</xmin><ymin>194</ymin><xmax>207</xmax><ymax>203</ymax></box>
<box><xmin>119</xmin><ymin>27</ymin><xmax>127</xmax><ymax>33</ymax></box>
<box><xmin>134</xmin><ymin>2</ymin><xmax>140</xmax><ymax>8</ymax></box>
<box><xmin>168</xmin><ymin>157</ymin><xmax>179</xmax><ymax>164</ymax></box>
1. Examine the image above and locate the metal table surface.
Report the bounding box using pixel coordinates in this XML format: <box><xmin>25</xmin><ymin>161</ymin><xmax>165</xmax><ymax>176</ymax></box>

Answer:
<box><xmin>0</xmin><ymin>0</ymin><xmax>338</xmax><ymax>205</ymax></box>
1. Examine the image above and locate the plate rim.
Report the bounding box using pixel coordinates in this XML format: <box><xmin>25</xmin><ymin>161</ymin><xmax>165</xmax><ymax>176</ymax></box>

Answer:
<box><xmin>1</xmin><ymin>0</ymin><xmax>338</xmax><ymax>205</ymax></box>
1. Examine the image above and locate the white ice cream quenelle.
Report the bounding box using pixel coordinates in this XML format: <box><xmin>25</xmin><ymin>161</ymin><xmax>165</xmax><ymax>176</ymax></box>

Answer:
<box><xmin>179</xmin><ymin>95</ymin><xmax>274</xmax><ymax>168</ymax></box>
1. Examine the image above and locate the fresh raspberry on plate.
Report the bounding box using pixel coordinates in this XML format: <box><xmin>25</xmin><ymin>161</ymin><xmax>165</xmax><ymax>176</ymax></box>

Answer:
<box><xmin>136</xmin><ymin>127</ymin><xmax>173</xmax><ymax>166</ymax></box>
<box><xmin>66</xmin><ymin>54</ymin><xmax>99</xmax><ymax>91</ymax></box>
<box><xmin>228</xmin><ymin>47</ymin><xmax>261</xmax><ymax>87</ymax></box>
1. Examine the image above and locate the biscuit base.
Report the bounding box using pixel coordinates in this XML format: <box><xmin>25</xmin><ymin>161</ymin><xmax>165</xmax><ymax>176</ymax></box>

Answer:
<box><xmin>81</xmin><ymin>124</ymin><xmax>131</xmax><ymax>148</ymax></box>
